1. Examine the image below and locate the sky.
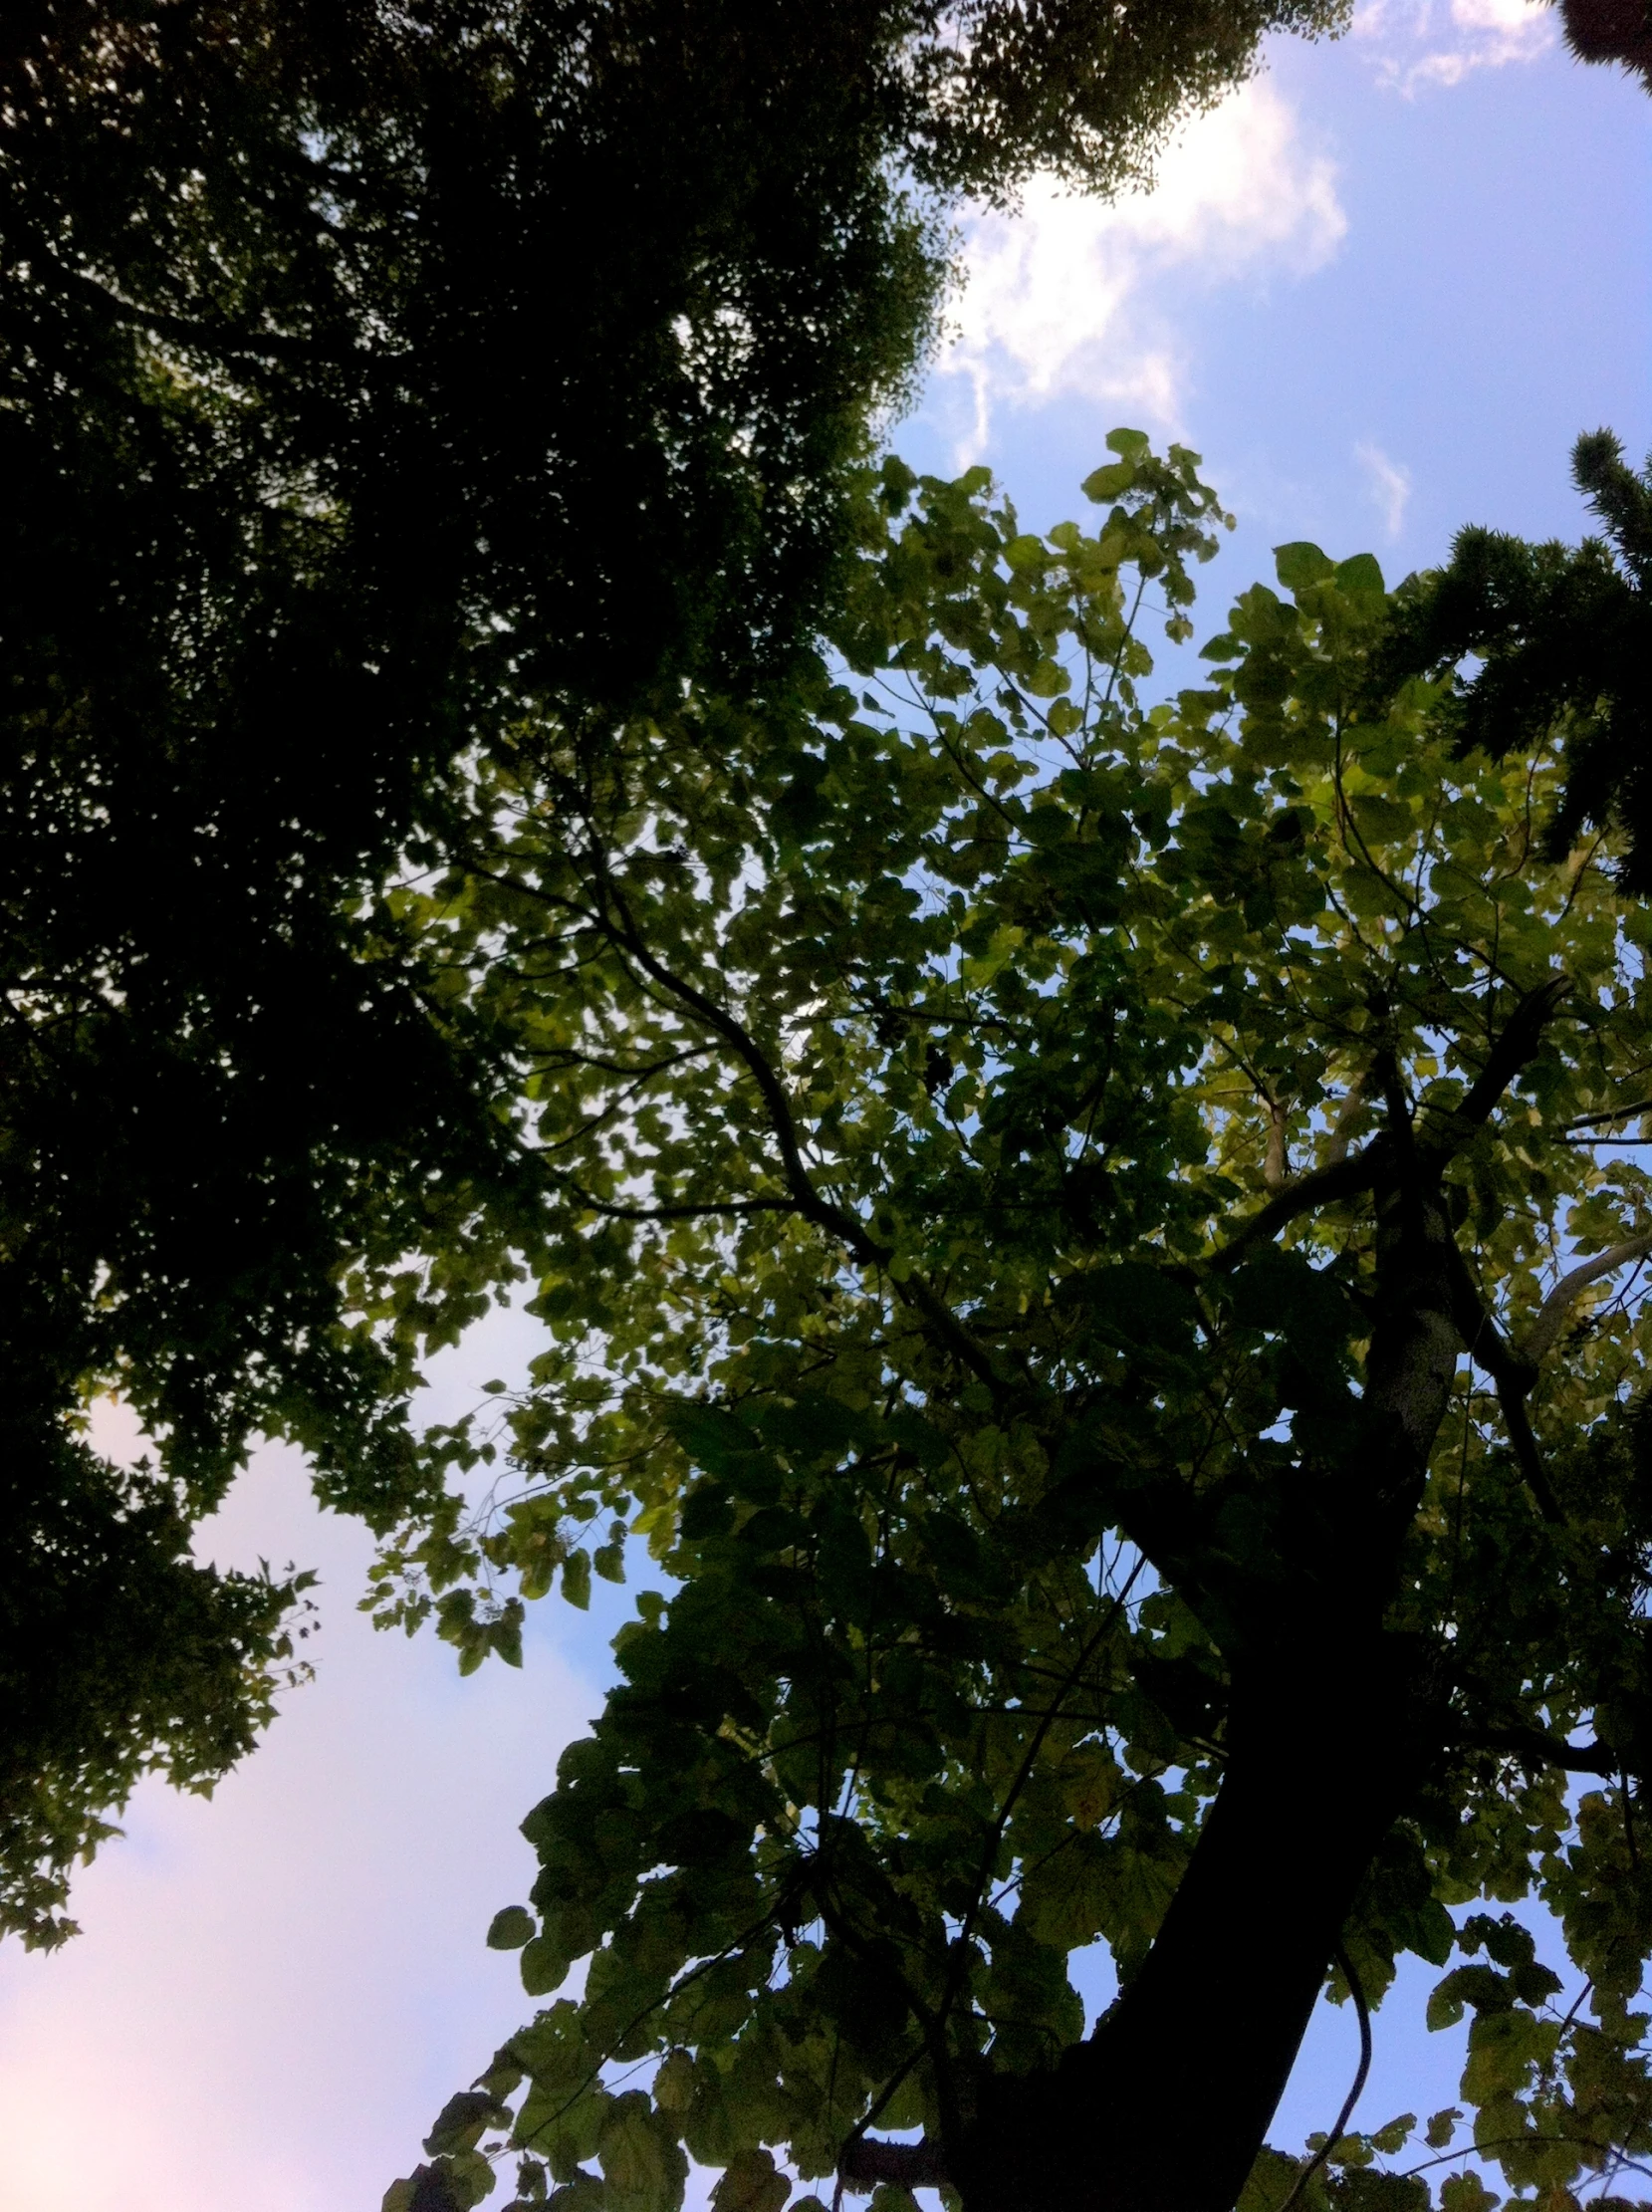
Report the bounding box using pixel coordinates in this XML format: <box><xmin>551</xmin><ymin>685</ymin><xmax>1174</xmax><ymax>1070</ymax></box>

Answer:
<box><xmin>1</xmin><ymin>9</ymin><xmax>1647</xmax><ymax>2207</ymax></box>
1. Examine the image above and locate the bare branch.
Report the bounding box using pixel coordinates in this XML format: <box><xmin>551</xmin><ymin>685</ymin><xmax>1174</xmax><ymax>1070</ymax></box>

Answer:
<box><xmin>1519</xmin><ymin>1233</ymin><xmax>1652</xmax><ymax>1365</ymax></box>
<box><xmin>1203</xmin><ymin>1141</ymin><xmax>1389</xmax><ymax>1277</ymax></box>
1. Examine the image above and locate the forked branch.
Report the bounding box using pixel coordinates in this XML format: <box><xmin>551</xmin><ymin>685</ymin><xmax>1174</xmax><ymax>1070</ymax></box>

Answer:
<box><xmin>1419</xmin><ymin>975</ymin><xmax>1571</xmax><ymax>1159</ymax></box>
<box><xmin>587</xmin><ymin>858</ymin><xmax>1005</xmax><ymax>1392</ymax></box>
<box><xmin>1204</xmin><ymin>1142</ymin><xmax>1388</xmax><ymax>1276</ymax></box>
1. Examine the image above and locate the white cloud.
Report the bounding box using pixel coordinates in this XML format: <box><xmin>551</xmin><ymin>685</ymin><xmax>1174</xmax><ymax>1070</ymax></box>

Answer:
<box><xmin>1353</xmin><ymin>0</ymin><xmax>1555</xmax><ymax>92</ymax></box>
<box><xmin>928</xmin><ymin>76</ymin><xmax>1346</xmax><ymax>463</ymax></box>
<box><xmin>1356</xmin><ymin>439</ymin><xmax>1413</xmax><ymax>536</ymax></box>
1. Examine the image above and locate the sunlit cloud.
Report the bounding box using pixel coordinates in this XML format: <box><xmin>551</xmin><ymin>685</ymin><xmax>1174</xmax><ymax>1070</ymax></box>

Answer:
<box><xmin>1356</xmin><ymin>439</ymin><xmax>1414</xmax><ymax>536</ymax></box>
<box><xmin>926</xmin><ymin>78</ymin><xmax>1346</xmax><ymax>465</ymax></box>
<box><xmin>1353</xmin><ymin>0</ymin><xmax>1556</xmax><ymax>92</ymax></box>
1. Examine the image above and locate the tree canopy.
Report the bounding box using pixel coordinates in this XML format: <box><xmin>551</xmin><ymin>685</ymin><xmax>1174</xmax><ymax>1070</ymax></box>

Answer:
<box><xmin>378</xmin><ymin>441</ymin><xmax>1652</xmax><ymax>2212</ymax></box>
<box><xmin>0</xmin><ymin>0</ymin><xmax>1348</xmax><ymax>1944</ymax></box>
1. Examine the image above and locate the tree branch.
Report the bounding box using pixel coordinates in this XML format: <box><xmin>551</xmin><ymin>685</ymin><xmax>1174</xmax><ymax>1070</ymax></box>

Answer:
<box><xmin>1518</xmin><ymin>1232</ymin><xmax>1652</xmax><ymax>1365</ymax></box>
<box><xmin>1443</xmin><ymin>1245</ymin><xmax>1560</xmax><ymax>1522</ymax></box>
<box><xmin>1470</xmin><ymin>1725</ymin><xmax>1617</xmax><ymax>1777</ymax></box>
<box><xmin>836</xmin><ymin>2137</ymin><xmax>951</xmax><ymax>2191</ymax></box>
<box><xmin>1202</xmin><ymin>984</ymin><xmax>1564</xmax><ymax>1280</ymax></box>
<box><xmin>1565</xmin><ymin>1098</ymin><xmax>1652</xmax><ymax>1132</ymax></box>
<box><xmin>1203</xmin><ymin>1141</ymin><xmax>1388</xmax><ymax>1276</ymax></box>
<box><xmin>558</xmin><ymin>1183</ymin><xmax>796</xmax><ymax>1224</ymax></box>
<box><xmin>1420</xmin><ymin>975</ymin><xmax>1570</xmax><ymax>1156</ymax></box>
<box><xmin>587</xmin><ymin>860</ymin><xmax>1005</xmax><ymax>1392</ymax></box>
<box><xmin>1278</xmin><ymin>1943</ymin><xmax>1371</xmax><ymax>2212</ymax></box>
<box><xmin>57</xmin><ymin>257</ymin><xmax>347</xmax><ymax>367</ymax></box>
<box><xmin>1263</xmin><ymin>1094</ymin><xmax>1289</xmax><ymax>1190</ymax></box>
<box><xmin>1322</xmin><ymin>1072</ymin><xmax>1371</xmax><ymax>1165</ymax></box>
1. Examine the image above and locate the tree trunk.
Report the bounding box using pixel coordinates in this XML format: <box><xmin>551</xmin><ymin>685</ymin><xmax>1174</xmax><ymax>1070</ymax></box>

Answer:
<box><xmin>962</xmin><ymin>1627</ymin><xmax>1420</xmax><ymax>2212</ymax></box>
<box><xmin>959</xmin><ymin>1175</ymin><xmax>1461</xmax><ymax>2212</ymax></box>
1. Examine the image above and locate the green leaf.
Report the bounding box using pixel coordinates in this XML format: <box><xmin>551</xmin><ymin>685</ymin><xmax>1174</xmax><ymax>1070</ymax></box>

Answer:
<box><xmin>426</xmin><ymin>2091</ymin><xmax>506</xmax><ymax>2157</ymax></box>
<box><xmin>1369</xmin><ymin>2114</ymin><xmax>1416</xmax><ymax>2156</ymax></box>
<box><xmin>1440</xmin><ymin>2173</ymin><xmax>1501</xmax><ymax>2212</ymax></box>
<box><xmin>562</xmin><ymin>1551</ymin><xmax>592</xmax><ymax>1610</ymax></box>
<box><xmin>1347</xmin><ymin>794</ymin><xmax>1415</xmax><ymax>847</ymax></box>
<box><xmin>599</xmin><ymin>2092</ymin><xmax>687</xmax><ymax>2212</ymax></box>
<box><xmin>711</xmin><ymin>2147</ymin><xmax>791</xmax><ymax>2212</ymax></box>
<box><xmin>1334</xmin><ymin>552</ymin><xmax>1386</xmax><ymax>602</ymax></box>
<box><xmin>488</xmin><ymin>1906</ymin><xmax>537</xmax><ymax>1951</ymax></box>
<box><xmin>1082</xmin><ymin>460</ymin><xmax>1136</xmax><ymax>503</ymax></box>
<box><xmin>652</xmin><ymin>2051</ymin><xmax>696</xmax><ymax>2114</ymax></box>
<box><xmin>1274</xmin><ymin>542</ymin><xmax>1336</xmax><ymax>592</ymax></box>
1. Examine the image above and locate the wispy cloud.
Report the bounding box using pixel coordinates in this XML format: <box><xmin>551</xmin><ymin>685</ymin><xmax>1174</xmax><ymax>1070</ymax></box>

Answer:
<box><xmin>1356</xmin><ymin>440</ymin><xmax>1413</xmax><ymax>536</ymax></box>
<box><xmin>927</xmin><ymin>77</ymin><xmax>1346</xmax><ymax>464</ymax></box>
<box><xmin>1353</xmin><ymin>0</ymin><xmax>1556</xmax><ymax>93</ymax></box>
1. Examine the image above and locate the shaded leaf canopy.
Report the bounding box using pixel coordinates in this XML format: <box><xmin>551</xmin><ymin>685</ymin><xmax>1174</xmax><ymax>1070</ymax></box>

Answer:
<box><xmin>0</xmin><ymin>0</ymin><xmax>1344</xmax><ymax>1943</ymax></box>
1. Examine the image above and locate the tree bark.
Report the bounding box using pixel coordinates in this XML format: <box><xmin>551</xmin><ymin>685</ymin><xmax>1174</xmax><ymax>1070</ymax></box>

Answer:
<box><xmin>961</xmin><ymin>1628</ymin><xmax>1421</xmax><ymax>2212</ymax></box>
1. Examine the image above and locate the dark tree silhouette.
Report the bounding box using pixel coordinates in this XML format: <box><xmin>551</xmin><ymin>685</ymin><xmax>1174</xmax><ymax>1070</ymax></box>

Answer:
<box><xmin>1558</xmin><ymin>0</ymin><xmax>1652</xmax><ymax>83</ymax></box>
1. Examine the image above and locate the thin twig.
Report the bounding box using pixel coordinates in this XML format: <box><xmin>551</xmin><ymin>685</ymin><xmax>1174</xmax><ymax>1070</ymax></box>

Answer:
<box><xmin>1277</xmin><ymin>1943</ymin><xmax>1373</xmax><ymax>2212</ymax></box>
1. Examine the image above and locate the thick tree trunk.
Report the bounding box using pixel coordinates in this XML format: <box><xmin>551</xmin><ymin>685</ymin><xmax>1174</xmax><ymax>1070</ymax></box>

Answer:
<box><xmin>962</xmin><ymin>1628</ymin><xmax>1419</xmax><ymax>2212</ymax></box>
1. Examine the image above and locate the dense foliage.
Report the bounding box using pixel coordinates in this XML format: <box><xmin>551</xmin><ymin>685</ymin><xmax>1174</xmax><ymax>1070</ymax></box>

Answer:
<box><xmin>1388</xmin><ymin>435</ymin><xmax>1652</xmax><ymax>887</ymax></box>
<box><xmin>379</xmin><ymin>442</ymin><xmax>1652</xmax><ymax>2212</ymax></box>
<box><xmin>0</xmin><ymin>0</ymin><xmax>1347</xmax><ymax>1943</ymax></box>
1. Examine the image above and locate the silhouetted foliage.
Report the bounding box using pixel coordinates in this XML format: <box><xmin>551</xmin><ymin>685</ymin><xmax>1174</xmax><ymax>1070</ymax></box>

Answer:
<box><xmin>1384</xmin><ymin>432</ymin><xmax>1652</xmax><ymax>886</ymax></box>
<box><xmin>0</xmin><ymin>0</ymin><xmax>1345</xmax><ymax>1942</ymax></box>
<box><xmin>1557</xmin><ymin>0</ymin><xmax>1652</xmax><ymax>86</ymax></box>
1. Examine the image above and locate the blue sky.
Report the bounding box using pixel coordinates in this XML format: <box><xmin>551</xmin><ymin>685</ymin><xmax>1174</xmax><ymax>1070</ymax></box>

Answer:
<box><xmin>0</xmin><ymin>11</ymin><xmax>1646</xmax><ymax>2207</ymax></box>
<box><xmin>905</xmin><ymin>0</ymin><xmax>1650</xmax><ymax>594</ymax></box>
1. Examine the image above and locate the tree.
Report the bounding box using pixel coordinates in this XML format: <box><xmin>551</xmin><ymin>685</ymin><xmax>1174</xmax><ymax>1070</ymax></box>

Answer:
<box><xmin>1384</xmin><ymin>433</ymin><xmax>1652</xmax><ymax>887</ymax></box>
<box><xmin>1555</xmin><ymin>0</ymin><xmax>1652</xmax><ymax>87</ymax></box>
<box><xmin>382</xmin><ymin>440</ymin><xmax>1652</xmax><ymax>2212</ymax></box>
<box><xmin>0</xmin><ymin>0</ymin><xmax>1346</xmax><ymax>1942</ymax></box>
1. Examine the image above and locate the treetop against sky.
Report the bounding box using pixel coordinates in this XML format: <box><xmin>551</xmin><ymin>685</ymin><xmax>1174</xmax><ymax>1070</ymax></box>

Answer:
<box><xmin>1</xmin><ymin>9</ymin><xmax>1647</xmax><ymax>2210</ymax></box>
<box><xmin>373</xmin><ymin>434</ymin><xmax>1652</xmax><ymax>2212</ymax></box>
